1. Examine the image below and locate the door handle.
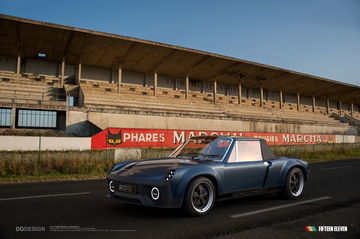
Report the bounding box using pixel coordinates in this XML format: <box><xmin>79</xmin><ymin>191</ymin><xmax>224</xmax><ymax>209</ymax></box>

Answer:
<box><xmin>264</xmin><ymin>161</ymin><xmax>272</xmax><ymax>167</ymax></box>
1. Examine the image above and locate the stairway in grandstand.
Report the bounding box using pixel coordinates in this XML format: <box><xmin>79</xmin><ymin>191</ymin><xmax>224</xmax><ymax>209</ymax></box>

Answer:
<box><xmin>0</xmin><ymin>71</ymin><xmax>66</xmax><ymax>107</ymax></box>
<box><xmin>331</xmin><ymin>113</ymin><xmax>360</xmax><ymax>127</ymax></box>
<box><xmin>79</xmin><ymin>81</ymin><xmax>358</xmax><ymax>127</ymax></box>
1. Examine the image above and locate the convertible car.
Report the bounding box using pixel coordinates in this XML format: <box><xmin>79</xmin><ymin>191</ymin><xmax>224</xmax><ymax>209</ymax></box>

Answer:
<box><xmin>107</xmin><ymin>136</ymin><xmax>309</xmax><ymax>216</ymax></box>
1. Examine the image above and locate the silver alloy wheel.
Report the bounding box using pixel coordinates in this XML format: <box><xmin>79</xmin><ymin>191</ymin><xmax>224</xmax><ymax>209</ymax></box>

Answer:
<box><xmin>191</xmin><ymin>181</ymin><xmax>214</xmax><ymax>213</ymax></box>
<box><xmin>289</xmin><ymin>171</ymin><xmax>304</xmax><ymax>196</ymax></box>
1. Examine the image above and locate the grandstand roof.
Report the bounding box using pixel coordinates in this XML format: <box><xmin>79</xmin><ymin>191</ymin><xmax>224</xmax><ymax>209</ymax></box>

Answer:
<box><xmin>0</xmin><ymin>14</ymin><xmax>359</xmax><ymax>104</ymax></box>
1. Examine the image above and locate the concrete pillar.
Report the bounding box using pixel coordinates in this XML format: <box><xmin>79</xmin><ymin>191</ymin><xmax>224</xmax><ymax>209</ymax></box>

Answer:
<box><xmin>16</xmin><ymin>52</ymin><xmax>21</xmax><ymax>79</ymax></box>
<box><xmin>76</xmin><ymin>59</ymin><xmax>81</xmax><ymax>85</ymax></box>
<box><xmin>153</xmin><ymin>72</ymin><xmax>158</xmax><ymax>96</ymax></box>
<box><xmin>260</xmin><ymin>87</ymin><xmax>264</xmax><ymax>107</ymax></box>
<box><xmin>11</xmin><ymin>107</ymin><xmax>16</xmax><ymax>129</ymax></box>
<box><xmin>185</xmin><ymin>75</ymin><xmax>189</xmax><ymax>99</ymax></box>
<box><xmin>213</xmin><ymin>80</ymin><xmax>217</xmax><ymax>102</ymax></box>
<box><xmin>312</xmin><ymin>96</ymin><xmax>316</xmax><ymax>112</ymax></box>
<box><xmin>350</xmin><ymin>103</ymin><xmax>354</xmax><ymax>117</ymax></box>
<box><xmin>238</xmin><ymin>83</ymin><xmax>242</xmax><ymax>104</ymax></box>
<box><xmin>326</xmin><ymin>98</ymin><xmax>330</xmax><ymax>114</ymax></box>
<box><xmin>174</xmin><ymin>78</ymin><xmax>178</xmax><ymax>91</ymax></box>
<box><xmin>60</xmin><ymin>57</ymin><xmax>65</xmax><ymax>86</ymax></box>
<box><xmin>143</xmin><ymin>74</ymin><xmax>147</xmax><ymax>87</ymax></box>
<box><xmin>339</xmin><ymin>101</ymin><xmax>342</xmax><ymax>115</ymax></box>
<box><xmin>66</xmin><ymin>94</ymin><xmax>69</xmax><ymax>106</ymax></box>
<box><xmin>265</xmin><ymin>90</ymin><xmax>269</xmax><ymax>101</ymax></box>
<box><xmin>279</xmin><ymin>90</ymin><xmax>283</xmax><ymax>109</ymax></box>
<box><xmin>117</xmin><ymin>65</ymin><xmax>122</xmax><ymax>93</ymax></box>
<box><xmin>296</xmin><ymin>92</ymin><xmax>300</xmax><ymax>111</ymax></box>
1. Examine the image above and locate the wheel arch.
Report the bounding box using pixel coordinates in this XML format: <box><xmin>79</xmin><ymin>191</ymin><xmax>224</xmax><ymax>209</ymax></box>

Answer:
<box><xmin>175</xmin><ymin>171</ymin><xmax>220</xmax><ymax>199</ymax></box>
<box><xmin>279</xmin><ymin>164</ymin><xmax>307</xmax><ymax>187</ymax></box>
<box><xmin>181</xmin><ymin>174</ymin><xmax>218</xmax><ymax>207</ymax></box>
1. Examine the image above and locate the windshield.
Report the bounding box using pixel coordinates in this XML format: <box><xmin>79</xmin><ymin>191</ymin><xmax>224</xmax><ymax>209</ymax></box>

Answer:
<box><xmin>171</xmin><ymin>137</ymin><xmax>232</xmax><ymax>161</ymax></box>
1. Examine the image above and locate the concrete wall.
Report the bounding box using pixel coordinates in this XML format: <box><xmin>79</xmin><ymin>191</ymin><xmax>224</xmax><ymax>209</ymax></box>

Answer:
<box><xmin>268</xmin><ymin>91</ymin><xmax>279</xmax><ymax>101</ymax></box>
<box><xmin>316</xmin><ymin>98</ymin><xmax>326</xmax><ymax>107</ymax></box>
<box><xmin>64</xmin><ymin>64</ymin><xmax>75</xmax><ymax>78</ymax></box>
<box><xmin>203</xmin><ymin>81</ymin><xmax>213</xmax><ymax>93</ymax></box>
<box><xmin>23</xmin><ymin>58</ymin><xmax>58</xmax><ymax>76</ymax></box>
<box><xmin>284</xmin><ymin>93</ymin><xmax>297</xmax><ymax>104</ymax></box>
<box><xmin>0</xmin><ymin>54</ymin><xmax>16</xmax><ymax>72</ymax></box>
<box><xmin>241</xmin><ymin>87</ymin><xmax>248</xmax><ymax>98</ymax></box>
<box><xmin>0</xmin><ymin>136</ymin><xmax>91</xmax><ymax>151</ymax></box>
<box><xmin>66</xmin><ymin>110</ymin><xmax>90</xmax><ymax>136</ymax></box>
<box><xmin>82</xmin><ymin>65</ymin><xmax>111</xmax><ymax>82</ymax></box>
<box><xmin>218</xmin><ymin>83</ymin><xmax>227</xmax><ymax>95</ymax></box>
<box><xmin>273</xmin><ymin>142</ymin><xmax>360</xmax><ymax>154</ymax></box>
<box><xmin>336</xmin><ymin>135</ymin><xmax>356</xmax><ymax>143</ymax></box>
<box><xmin>228</xmin><ymin>85</ymin><xmax>237</xmax><ymax>97</ymax></box>
<box><xmin>87</xmin><ymin>111</ymin><xmax>358</xmax><ymax>135</ymax></box>
<box><xmin>177</xmin><ymin>79</ymin><xmax>185</xmax><ymax>90</ymax></box>
<box><xmin>122</xmin><ymin>70</ymin><xmax>144</xmax><ymax>85</ymax></box>
<box><xmin>329</xmin><ymin>100</ymin><xmax>337</xmax><ymax>109</ymax></box>
<box><xmin>0</xmin><ymin>135</ymin><xmax>357</xmax><ymax>152</ymax></box>
<box><xmin>249</xmin><ymin>88</ymin><xmax>260</xmax><ymax>99</ymax></box>
<box><xmin>158</xmin><ymin>74</ymin><xmax>175</xmax><ymax>89</ymax></box>
<box><xmin>301</xmin><ymin>96</ymin><xmax>312</xmax><ymax>106</ymax></box>
<box><xmin>189</xmin><ymin>79</ymin><xmax>202</xmax><ymax>92</ymax></box>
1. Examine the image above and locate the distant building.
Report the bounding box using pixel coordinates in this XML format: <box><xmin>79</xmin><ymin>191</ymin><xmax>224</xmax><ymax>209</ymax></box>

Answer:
<box><xmin>0</xmin><ymin>14</ymin><xmax>359</xmax><ymax>137</ymax></box>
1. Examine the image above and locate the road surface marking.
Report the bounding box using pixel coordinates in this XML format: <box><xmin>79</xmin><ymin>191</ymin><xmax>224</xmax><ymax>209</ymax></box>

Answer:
<box><xmin>320</xmin><ymin>166</ymin><xmax>353</xmax><ymax>171</ymax></box>
<box><xmin>0</xmin><ymin>192</ymin><xmax>90</xmax><ymax>201</ymax></box>
<box><xmin>230</xmin><ymin>196</ymin><xmax>331</xmax><ymax>219</ymax></box>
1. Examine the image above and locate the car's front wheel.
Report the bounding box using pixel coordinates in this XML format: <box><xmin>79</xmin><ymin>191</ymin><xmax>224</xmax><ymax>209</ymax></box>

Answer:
<box><xmin>183</xmin><ymin>177</ymin><xmax>215</xmax><ymax>216</ymax></box>
<box><xmin>280</xmin><ymin>167</ymin><xmax>305</xmax><ymax>199</ymax></box>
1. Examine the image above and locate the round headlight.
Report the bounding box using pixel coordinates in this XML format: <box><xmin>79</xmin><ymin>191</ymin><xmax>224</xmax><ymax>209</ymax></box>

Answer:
<box><xmin>151</xmin><ymin>187</ymin><xmax>160</xmax><ymax>200</ymax></box>
<box><xmin>109</xmin><ymin>180</ymin><xmax>115</xmax><ymax>193</ymax></box>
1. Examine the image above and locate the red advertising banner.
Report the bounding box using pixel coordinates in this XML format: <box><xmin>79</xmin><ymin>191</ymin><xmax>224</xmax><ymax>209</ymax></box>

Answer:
<box><xmin>91</xmin><ymin>128</ymin><xmax>337</xmax><ymax>150</ymax></box>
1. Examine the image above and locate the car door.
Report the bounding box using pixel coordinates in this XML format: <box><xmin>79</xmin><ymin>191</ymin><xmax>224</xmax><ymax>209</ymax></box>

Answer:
<box><xmin>223</xmin><ymin>140</ymin><xmax>269</xmax><ymax>193</ymax></box>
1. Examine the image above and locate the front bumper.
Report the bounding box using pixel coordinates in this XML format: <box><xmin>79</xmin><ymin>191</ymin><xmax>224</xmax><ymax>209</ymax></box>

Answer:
<box><xmin>107</xmin><ymin>180</ymin><xmax>183</xmax><ymax>208</ymax></box>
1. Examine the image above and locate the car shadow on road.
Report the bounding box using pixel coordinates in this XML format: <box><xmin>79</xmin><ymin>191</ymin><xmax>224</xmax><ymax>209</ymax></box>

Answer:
<box><xmin>105</xmin><ymin>193</ymin><xmax>283</xmax><ymax>219</ymax></box>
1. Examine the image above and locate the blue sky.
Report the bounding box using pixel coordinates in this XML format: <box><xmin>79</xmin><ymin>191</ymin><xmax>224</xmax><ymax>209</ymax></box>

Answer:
<box><xmin>1</xmin><ymin>0</ymin><xmax>359</xmax><ymax>86</ymax></box>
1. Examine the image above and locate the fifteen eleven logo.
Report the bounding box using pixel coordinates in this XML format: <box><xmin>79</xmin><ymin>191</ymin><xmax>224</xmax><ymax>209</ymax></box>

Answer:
<box><xmin>305</xmin><ymin>226</ymin><xmax>317</xmax><ymax>232</ymax></box>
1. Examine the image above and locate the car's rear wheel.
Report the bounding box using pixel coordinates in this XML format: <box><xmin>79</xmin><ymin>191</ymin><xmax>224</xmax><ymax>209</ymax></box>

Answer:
<box><xmin>183</xmin><ymin>177</ymin><xmax>215</xmax><ymax>216</ymax></box>
<box><xmin>280</xmin><ymin>167</ymin><xmax>305</xmax><ymax>199</ymax></box>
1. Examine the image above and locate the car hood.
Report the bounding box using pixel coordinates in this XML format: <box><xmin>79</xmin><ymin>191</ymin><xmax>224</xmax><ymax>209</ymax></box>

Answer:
<box><xmin>108</xmin><ymin>157</ymin><xmax>212</xmax><ymax>180</ymax></box>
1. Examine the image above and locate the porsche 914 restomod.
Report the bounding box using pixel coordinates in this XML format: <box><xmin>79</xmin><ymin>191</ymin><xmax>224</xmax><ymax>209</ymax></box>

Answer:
<box><xmin>107</xmin><ymin>136</ymin><xmax>309</xmax><ymax>216</ymax></box>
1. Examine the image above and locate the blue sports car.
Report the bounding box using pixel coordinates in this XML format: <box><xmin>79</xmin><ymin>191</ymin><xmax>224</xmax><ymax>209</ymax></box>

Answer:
<box><xmin>107</xmin><ymin>136</ymin><xmax>309</xmax><ymax>216</ymax></box>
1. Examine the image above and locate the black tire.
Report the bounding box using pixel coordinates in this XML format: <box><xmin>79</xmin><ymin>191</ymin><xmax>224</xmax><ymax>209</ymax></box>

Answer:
<box><xmin>183</xmin><ymin>177</ymin><xmax>216</xmax><ymax>216</ymax></box>
<box><xmin>280</xmin><ymin>167</ymin><xmax>305</xmax><ymax>199</ymax></box>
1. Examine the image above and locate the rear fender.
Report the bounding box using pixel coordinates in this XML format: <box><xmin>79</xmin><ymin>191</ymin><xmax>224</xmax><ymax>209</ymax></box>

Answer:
<box><xmin>278</xmin><ymin>159</ymin><xmax>308</xmax><ymax>187</ymax></box>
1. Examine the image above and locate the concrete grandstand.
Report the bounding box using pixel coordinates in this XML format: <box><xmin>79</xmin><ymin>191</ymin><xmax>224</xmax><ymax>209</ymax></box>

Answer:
<box><xmin>0</xmin><ymin>14</ymin><xmax>359</xmax><ymax>137</ymax></box>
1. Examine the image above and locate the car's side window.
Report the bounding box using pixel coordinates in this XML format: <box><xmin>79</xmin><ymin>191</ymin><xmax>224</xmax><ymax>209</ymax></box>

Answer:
<box><xmin>227</xmin><ymin>143</ymin><xmax>237</xmax><ymax>162</ymax></box>
<box><xmin>228</xmin><ymin>140</ymin><xmax>263</xmax><ymax>163</ymax></box>
<box><xmin>237</xmin><ymin>141</ymin><xmax>263</xmax><ymax>162</ymax></box>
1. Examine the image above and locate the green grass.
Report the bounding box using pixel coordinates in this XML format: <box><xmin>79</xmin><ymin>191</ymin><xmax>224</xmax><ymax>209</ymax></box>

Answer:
<box><xmin>0</xmin><ymin>147</ymin><xmax>359</xmax><ymax>183</ymax></box>
<box><xmin>0</xmin><ymin>150</ymin><xmax>114</xmax><ymax>178</ymax></box>
<box><xmin>274</xmin><ymin>148</ymin><xmax>360</xmax><ymax>162</ymax></box>
<box><xmin>0</xmin><ymin>173</ymin><xmax>106</xmax><ymax>183</ymax></box>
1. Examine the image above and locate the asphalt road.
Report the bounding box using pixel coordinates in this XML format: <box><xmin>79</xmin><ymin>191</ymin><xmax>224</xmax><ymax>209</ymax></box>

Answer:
<box><xmin>0</xmin><ymin>158</ymin><xmax>359</xmax><ymax>239</ymax></box>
